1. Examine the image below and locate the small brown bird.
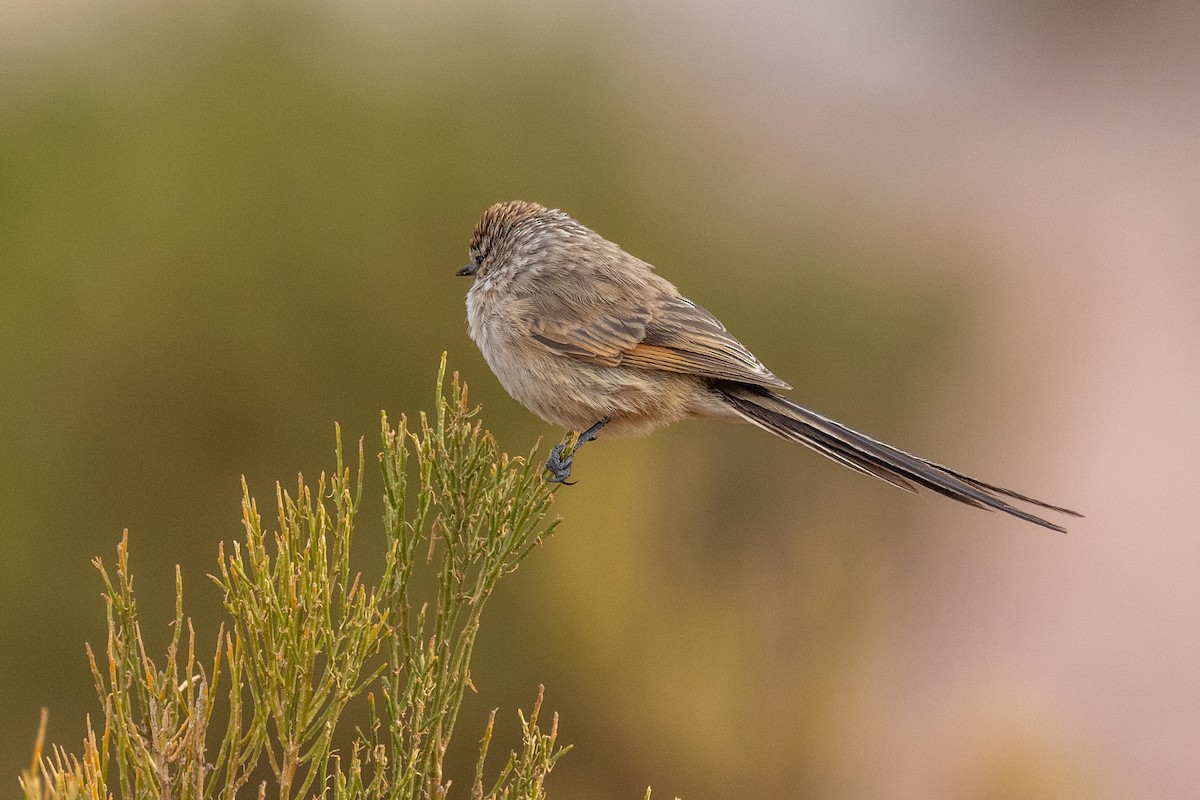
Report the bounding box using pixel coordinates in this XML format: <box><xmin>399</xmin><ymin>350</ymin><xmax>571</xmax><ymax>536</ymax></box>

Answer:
<box><xmin>458</xmin><ymin>200</ymin><xmax>1080</xmax><ymax>531</ymax></box>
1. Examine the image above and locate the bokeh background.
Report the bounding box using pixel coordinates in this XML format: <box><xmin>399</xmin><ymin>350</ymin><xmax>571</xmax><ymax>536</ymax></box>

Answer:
<box><xmin>2</xmin><ymin>1</ymin><xmax>1197</xmax><ymax>797</ymax></box>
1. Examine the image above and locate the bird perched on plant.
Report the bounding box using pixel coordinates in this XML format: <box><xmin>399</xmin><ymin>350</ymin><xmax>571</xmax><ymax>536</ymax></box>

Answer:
<box><xmin>457</xmin><ymin>200</ymin><xmax>1080</xmax><ymax>532</ymax></box>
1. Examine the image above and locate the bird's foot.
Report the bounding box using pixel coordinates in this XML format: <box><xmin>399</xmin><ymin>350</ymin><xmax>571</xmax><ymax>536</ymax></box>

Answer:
<box><xmin>543</xmin><ymin>419</ymin><xmax>608</xmax><ymax>485</ymax></box>
<box><xmin>544</xmin><ymin>443</ymin><xmax>576</xmax><ymax>485</ymax></box>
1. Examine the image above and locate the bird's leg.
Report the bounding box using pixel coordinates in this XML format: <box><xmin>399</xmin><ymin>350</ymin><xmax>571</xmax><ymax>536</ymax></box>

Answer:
<box><xmin>545</xmin><ymin>418</ymin><xmax>609</xmax><ymax>484</ymax></box>
<box><xmin>577</xmin><ymin>418</ymin><xmax>608</xmax><ymax>444</ymax></box>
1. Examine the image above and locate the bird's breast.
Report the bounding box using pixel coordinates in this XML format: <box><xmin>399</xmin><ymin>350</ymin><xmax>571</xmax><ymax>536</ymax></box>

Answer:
<box><xmin>466</xmin><ymin>283</ymin><xmax>537</xmax><ymax>397</ymax></box>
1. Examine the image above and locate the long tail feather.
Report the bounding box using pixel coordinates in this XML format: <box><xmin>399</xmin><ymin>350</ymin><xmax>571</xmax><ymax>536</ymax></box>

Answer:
<box><xmin>713</xmin><ymin>382</ymin><xmax>1082</xmax><ymax>532</ymax></box>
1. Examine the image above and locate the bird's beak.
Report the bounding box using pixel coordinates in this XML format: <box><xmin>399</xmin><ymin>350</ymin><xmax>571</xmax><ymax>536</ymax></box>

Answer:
<box><xmin>456</xmin><ymin>263</ymin><xmax>477</xmax><ymax>277</ymax></box>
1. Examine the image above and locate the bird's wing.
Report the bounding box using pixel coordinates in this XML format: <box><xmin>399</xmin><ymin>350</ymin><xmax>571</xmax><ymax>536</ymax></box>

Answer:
<box><xmin>528</xmin><ymin>291</ymin><xmax>790</xmax><ymax>389</ymax></box>
<box><xmin>529</xmin><ymin>307</ymin><xmax>651</xmax><ymax>367</ymax></box>
<box><xmin>626</xmin><ymin>296</ymin><xmax>790</xmax><ymax>388</ymax></box>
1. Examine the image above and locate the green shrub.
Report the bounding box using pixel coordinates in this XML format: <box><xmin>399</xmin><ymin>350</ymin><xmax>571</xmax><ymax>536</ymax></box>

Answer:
<box><xmin>20</xmin><ymin>356</ymin><xmax>573</xmax><ymax>800</ymax></box>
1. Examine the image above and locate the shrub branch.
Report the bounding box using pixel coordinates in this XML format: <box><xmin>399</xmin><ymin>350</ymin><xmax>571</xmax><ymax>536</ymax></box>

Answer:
<box><xmin>21</xmin><ymin>354</ymin><xmax>570</xmax><ymax>800</ymax></box>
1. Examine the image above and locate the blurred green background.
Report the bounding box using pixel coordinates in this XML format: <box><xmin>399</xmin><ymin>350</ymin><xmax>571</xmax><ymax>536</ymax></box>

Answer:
<box><xmin>3</xmin><ymin>2</ymin><xmax>1197</xmax><ymax>798</ymax></box>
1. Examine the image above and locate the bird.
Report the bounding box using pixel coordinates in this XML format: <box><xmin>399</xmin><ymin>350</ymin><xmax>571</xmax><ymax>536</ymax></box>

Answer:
<box><xmin>457</xmin><ymin>200</ymin><xmax>1081</xmax><ymax>532</ymax></box>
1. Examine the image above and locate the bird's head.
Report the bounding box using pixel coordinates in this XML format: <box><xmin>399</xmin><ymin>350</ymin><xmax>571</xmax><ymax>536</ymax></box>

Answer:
<box><xmin>458</xmin><ymin>200</ymin><xmax>579</xmax><ymax>285</ymax></box>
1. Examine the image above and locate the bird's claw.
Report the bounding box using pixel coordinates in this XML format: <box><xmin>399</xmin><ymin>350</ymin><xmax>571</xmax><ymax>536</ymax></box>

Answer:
<box><xmin>543</xmin><ymin>419</ymin><xmax>607</xmax><ymax>485</ymax></box>
<box><xmin>544</xmin><ymin>443</ymin><xmax>577</xmax><ymax>485</ymax></box>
